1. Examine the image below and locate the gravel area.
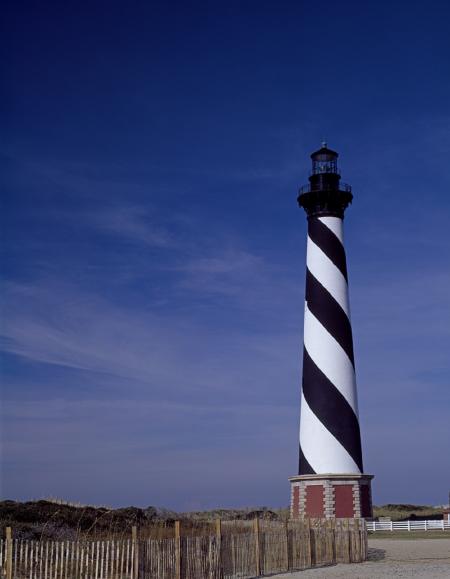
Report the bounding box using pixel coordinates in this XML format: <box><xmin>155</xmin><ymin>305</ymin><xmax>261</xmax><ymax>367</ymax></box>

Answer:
<box><xmin>273</xmin><ymin>538</ymin><xmax>450</xmax><ymax>578</ymax></box>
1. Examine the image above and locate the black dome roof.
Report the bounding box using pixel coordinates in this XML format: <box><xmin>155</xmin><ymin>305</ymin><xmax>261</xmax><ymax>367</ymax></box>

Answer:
<box><xmin>310</xmin><ymin>145</ymin><xmax>339</xmax><ymax>160</ymax></box>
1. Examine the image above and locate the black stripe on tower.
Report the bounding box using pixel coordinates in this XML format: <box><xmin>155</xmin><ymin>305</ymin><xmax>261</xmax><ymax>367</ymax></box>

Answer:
<box><xmin>298</xmin><ymin>443</ymin><xmax>315</xmax><ymax>475</ymax></box>
<box><xmin>305</xmin><ymin>270</ymin><xmax>355</xmax><ymax>366</ymax></box>
<box><xmin>308</xmin><ymin>218</ymin><xmax>348</xmax><ymax>281</ymax></box>
<box><xmin>302</xmin><ymin>348</ymin><xmax>363</xmax><ymax>471</ymax></box>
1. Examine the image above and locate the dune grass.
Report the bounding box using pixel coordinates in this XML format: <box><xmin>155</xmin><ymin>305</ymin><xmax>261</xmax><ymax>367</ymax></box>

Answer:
<box><xmin>373</xmin><ymin>504</ymin><xmax>443</xmax><ymax>521</ymax></box>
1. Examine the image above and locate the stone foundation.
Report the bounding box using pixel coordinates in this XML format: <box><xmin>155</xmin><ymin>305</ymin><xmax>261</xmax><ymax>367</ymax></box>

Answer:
<box><xmin>289</xmin><ymin>473</ymin><xmax>374</xmax><ymax>519</ymax></box>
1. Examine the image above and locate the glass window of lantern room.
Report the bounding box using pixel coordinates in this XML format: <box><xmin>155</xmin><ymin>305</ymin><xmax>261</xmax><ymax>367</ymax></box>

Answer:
<box><xmin>314</xmin><ymin>159</ymin><xmax>336</xmax><ymax>174</ymax></box>
<box><xmin>314</xmin><ymin>161</ymin><xmax>323</xmax><ymax>174</ymax></box>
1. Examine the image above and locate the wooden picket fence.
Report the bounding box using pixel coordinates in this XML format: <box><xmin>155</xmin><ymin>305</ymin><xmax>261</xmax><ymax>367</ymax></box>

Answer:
<box><xmin>1</xmin><ymin>518</ymin><xmax>367</xmax><ymax>578</ymax></box>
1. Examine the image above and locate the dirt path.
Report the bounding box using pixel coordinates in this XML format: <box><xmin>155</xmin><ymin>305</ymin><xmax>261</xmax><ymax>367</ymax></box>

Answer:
<box><xmin>273</xmin><ymin>538</ymin><xmax>450</xmax><ymax>578</ymax></box>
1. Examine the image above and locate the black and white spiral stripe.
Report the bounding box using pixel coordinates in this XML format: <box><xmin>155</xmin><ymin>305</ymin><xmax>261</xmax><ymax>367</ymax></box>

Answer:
<box><xmin>299</xmin><ymin>216</ymin><xmax>363</xmax><ymax>475</ymax></box>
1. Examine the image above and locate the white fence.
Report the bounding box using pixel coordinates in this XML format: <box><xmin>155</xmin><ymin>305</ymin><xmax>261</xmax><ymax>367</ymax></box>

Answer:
<box><xmin>367</xmin><ymin>519</ymin><xmax>450</xmax><ymax>532</ymax></box>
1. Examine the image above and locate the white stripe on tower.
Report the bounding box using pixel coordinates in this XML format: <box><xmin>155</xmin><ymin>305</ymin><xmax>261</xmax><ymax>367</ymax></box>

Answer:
<box><xmin>306</xmin><ymin>238</ymin><xmax>349</xmax><ymax>314</ymax></box>
<box><xmin>299</xmin><ymin>215</ymin><xmax>363</xmax><ymax>475</ymax></box>
<box><xmin>319</xmin><ymin>215</ymin><xmax>345</xmax><ymax>242</ymax></box>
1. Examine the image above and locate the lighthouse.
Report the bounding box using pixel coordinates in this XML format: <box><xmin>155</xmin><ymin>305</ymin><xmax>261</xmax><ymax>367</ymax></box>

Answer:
<box><xmin>289</xmin><ymin>144</ymin><xmax>373</xmax><ymax>519</ymax></box>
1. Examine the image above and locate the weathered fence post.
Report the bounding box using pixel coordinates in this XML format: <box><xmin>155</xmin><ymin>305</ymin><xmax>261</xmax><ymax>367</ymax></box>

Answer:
<box><xmin>305</xmin><ymin>517</ymin><xmax>312</xmax><ymax>567</ymax></box>
<box><xmin>253</xmin><ymin>517</ymin><xmax>261</xmax><ymax>576</ymax></box>
<box><xmin>231</xmin><ymin>533</ymin><xmax>236</xmax><ymax>576</ymax></box>
<box><xmin>344</xmin><ymin>518</ymin><xmax>351</xmax><ymax>562</ymax></box>
<box><xmin>330</xmin><ymin>517</ymin><xmax>336</xmax><ymax>563</ymax></box>
<box><xmin>175</xmin><ymin>520</ymin><xmax>181</xmax><ymax>579</ymax></box>
<box><xmin>215</xmin><ymin>518</ymin><xmax>221</xmax><ymax>539</ymax></box>
<box><xmin>215</xmin><ymin>518</ymin><xmax>222</xmax><ymax>578</ymax></box>
<box><xmin>362</xmin><ymin>518</ymin><xmax>368</xmax><ymax>561</ymax></box>
<box><xmin>132</xmin><ymin>526</ymin><xmax>138</xmax><ymax>579</ymax></box>
<box><xmin>5</xmin><ymin>527</ymin><xmax>12</xmax><ymax>579</ymax></box>
<box><xmin>285</xmin><ymin>521</ymin><xmax>290</xmax><ymax>572</ymax></box>
<box><xmin>325</xmin><ymin>518</ymin><xmax>332</xmax><ymax>564</ymax></box>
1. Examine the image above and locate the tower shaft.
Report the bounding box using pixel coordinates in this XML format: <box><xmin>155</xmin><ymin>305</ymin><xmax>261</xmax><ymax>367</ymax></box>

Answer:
<box><xmin>299</xmin><ymin>215</ymin><xmax>363</xmax><ymax>475</ymax></box>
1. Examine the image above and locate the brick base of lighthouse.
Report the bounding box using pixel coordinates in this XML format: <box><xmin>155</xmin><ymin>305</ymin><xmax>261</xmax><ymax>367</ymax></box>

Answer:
<box><xmin>289</xmin><ymin>474</ymin><xmax>374</xmax><ymax>519</ymax></box>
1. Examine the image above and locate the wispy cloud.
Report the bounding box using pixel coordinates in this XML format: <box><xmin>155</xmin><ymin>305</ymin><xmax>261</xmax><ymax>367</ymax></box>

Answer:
<box><xmin>171</xmin><ymin>249</ymin><xmax>301</xmax><ymax>322</ymax></box>
<box><xmin>177</xmin><ymin>250</ymin><xmax>266</xmax><ymax>296</ymax></box>
<box><xmin>89</xmin><ymin>204</ymin><xmax>174</xmax><ymax>248</ymax></box>
<box><xmin>0</xmin><ymin>277</ymin><xmax>300</xmax><ymax>402</ymax></box>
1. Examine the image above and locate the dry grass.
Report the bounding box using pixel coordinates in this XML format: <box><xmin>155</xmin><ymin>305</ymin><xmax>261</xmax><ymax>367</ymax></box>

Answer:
<box><xmin>372</xmin><ymin>504</ymin><xmax>443</xmax><ymax>521</ymax></box>
<box><xmin>0</xmin><ymin>500</ymin><xmax>289</xmax><ymax>541</ymax></box>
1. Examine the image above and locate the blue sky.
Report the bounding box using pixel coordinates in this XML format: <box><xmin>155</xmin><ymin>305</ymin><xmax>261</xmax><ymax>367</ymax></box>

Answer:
<box><xmin>1</xmin><ymin>0</ymin><xmax>450</xmax><ymax>509</ymax></box>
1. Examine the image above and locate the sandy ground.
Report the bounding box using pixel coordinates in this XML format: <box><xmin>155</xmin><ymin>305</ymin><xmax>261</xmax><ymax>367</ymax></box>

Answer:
<box><xmin>273</xmin><ymin>538</ymin><xmax>450</xmax><ymax>579</ymax></box>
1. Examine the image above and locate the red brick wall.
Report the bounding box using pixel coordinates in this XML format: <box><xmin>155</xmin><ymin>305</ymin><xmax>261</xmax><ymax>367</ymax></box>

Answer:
<box><xmin>334</xmin><ymin>485</ymin><xmax>354</xmax><ymax>518</ymax></box>
<box><xmin>292</xmin><ymin>486</ymin><xmax>300</xmax><ymax>518</ymax></box>
<box><xmin>305</xmin><ymin>485</ymin><xmax>324</xmax><ymax>517</ymax></box>
<box><xmin>360</xmin><ymin>484</ymin><xmax>372</xmax><ymax>518</ymax></box>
